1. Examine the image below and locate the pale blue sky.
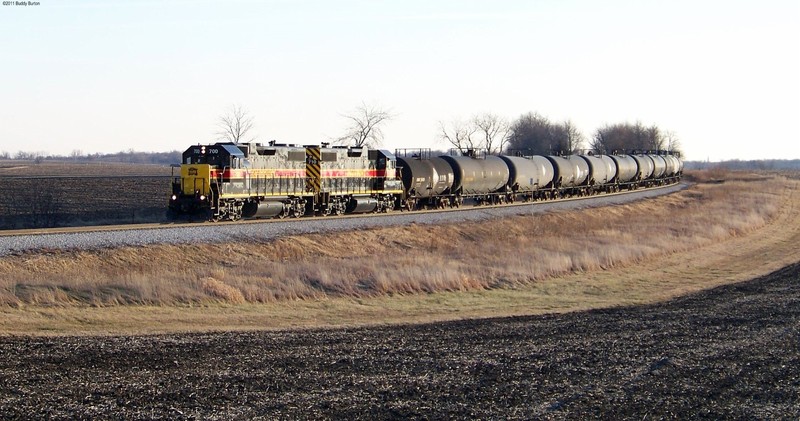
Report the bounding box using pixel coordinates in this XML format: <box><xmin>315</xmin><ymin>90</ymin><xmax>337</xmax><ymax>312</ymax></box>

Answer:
<box><xmin>1</xmin><ymin>0</ymin><xmax>798</xmax><ymax>161</ymax></box>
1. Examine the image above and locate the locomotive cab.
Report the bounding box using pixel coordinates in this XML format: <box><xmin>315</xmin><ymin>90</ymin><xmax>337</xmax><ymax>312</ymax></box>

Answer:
<box><xmin>372</xmin><ymin>149</ymin><xmax>403</xmax><ymax>193</ymax></box>
<box><xmin>169</xmin><ymin>143</ymin><xmax>246</xmax><ymax>216</ymax></box>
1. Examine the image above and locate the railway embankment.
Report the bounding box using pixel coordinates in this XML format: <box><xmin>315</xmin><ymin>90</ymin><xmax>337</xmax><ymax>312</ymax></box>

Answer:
<box><xmin>0</xmin><ymin>172</ymin><xmax>797</xmax><ymax>335</ymax></box>
<box><xmin>1</xmin><ymin>251</ymin><xmax>798</xmax><ymax>419</ymax></box>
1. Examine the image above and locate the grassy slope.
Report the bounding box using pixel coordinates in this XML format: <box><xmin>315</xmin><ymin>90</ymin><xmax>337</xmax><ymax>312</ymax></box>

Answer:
<box><xmin>1</xmin><ymin>171</ymin><xmax>798</xmax><ymax>335</ymax></box>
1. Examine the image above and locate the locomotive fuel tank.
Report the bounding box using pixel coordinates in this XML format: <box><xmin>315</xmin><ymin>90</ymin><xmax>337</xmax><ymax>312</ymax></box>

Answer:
<box><xmin>241</xmin><ymin>201</ymin><xmax>284</xmax><ymax>218</ymax></box>
<box><xmin>630</xmin><ymin>154</ymin><xmax>655</xmax><ymax>180</ymax></box>
<box><xmin>609</xmin><ymin>154</ymin><xmax>638</xmax><ymax>183</ymax></box>
<box><xmin>546</xmin><ymin>155</ymin><xmax>589</xmax><ymax>188</ymax></box>
<box><xmin>649</xmin><ymin>154</ymin><xmax>667</xmax><ymax>178</ymax></box>
<box><xmin>397</xmin><ymin>156</ymin><xmax>454</xmax><ymax>197</ymax></box>
<box><xmin>347</xmin><ymin>198</ymin><xmax>379</xmax><ymax>213</ymax></box>
<box><xmin>440</xmin><ymin>155</ymin><xmax>510</xmax><ymax>195</ymax></box>
<box><xmin>499</xmin><ymin>155</ymin><xmax>555</xmax><ymax>192</ymax></box>
<box><xmin>580</xmin><ymin>154</ymin><xmax>616</xmax><ymax>186</ymax></box>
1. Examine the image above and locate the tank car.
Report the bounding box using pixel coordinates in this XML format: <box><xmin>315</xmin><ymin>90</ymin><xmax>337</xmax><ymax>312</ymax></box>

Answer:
<box><xmin>675</xmin><ymin>154</ymin><xmax>684</xmax><ymax>175</ymax></box>
<box><xmin>662</xmin><ymin>154</ymin><xmax>683</xmax><ymax>179</ymax></box>
<box><xmin>546</xmin><ymin>155</ymin><xmax>590</xmax><ymax>193</ymax></box>
<box><xmin>580</xmin><ymin>154</ymin><xmax>616</xmax><ymax>191</ymax></box>
<box><xmin>396</xmin><ymin>153</ymin><xmax>455</xmax><ymax>208</ymax></box>
<box><xmin>499</xmin><ymin>155</ymin><xmax>555</xmax><ymax>200</ymax></box>
<box><xmin>649</xmin><ymin>154</ymin><xmax>667</xmax><ymax>179</ymax></box>
<box><xmin>439</xmin><ymin>154</ymin><xmax>510</xmax><ymax>203</ymax></box>
<box><xmin>630</xmin><ymin>153</ymin><xmax>655</xmax><ymax>182</ymax></box>
<box><xmin>609</xmin><ymin>154</ymin><xmax>638</xmax><ymax>185</ymax></box>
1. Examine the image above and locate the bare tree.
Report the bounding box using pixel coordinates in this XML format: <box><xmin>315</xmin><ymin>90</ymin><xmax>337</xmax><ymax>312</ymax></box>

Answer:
<box><xmin>473</xmin><ymin>113</ymin><xmax>509</xmax><ymax>154</ymax></box>
<box><xmin>438</xmin><ymin>119</ymin><xmax>479</xmax><ymax>154</ymax></box>
<box><xmin>560</xmin><ymin>120</ymin><xmax>584</xmax><ymax>154</ymax></box>
<box><xmin>665</xmin><ymin>130</ymin><xmax>682</xmax><ymax>156</ymax></box>
<box><xmin>506</xmin><ymin>112</ymin><xmax>582</xmax><ymax>156</ymax></box>
<box><xmin>336</xmin><ymin>102</ymin><xmax>394</xmax><ymax>148</ymax></box>
<box><xmin>644</xmin><ymin>124</ymin><xmax>665</xmax><ymax>150</ymax></box>
<box><xmin>592</xmin><ymin>121</ymin><xmax>666</xmax><ymax>154</ymax></box>
<box><xmin>217</xmin><ymin>104</ymin><xmax>256</xmax><ymax>144</ymax></box>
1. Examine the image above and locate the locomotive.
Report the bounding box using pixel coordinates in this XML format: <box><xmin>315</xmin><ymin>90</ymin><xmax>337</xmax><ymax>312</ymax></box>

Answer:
<box><xmin>169</xmin><ymin>142</ymin><xmax>402</xmax><ymax>221</ymax></box>
<box><xmin>169</xmin><ymin>141</ymin><xmax>682</xmax><ymax>221</ymax></box>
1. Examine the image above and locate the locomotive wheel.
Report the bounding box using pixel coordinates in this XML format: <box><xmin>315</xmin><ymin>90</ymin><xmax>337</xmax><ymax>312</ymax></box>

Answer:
<box><xmin>292</xmin><ymin>204</ymin><xmax>304</xmax><ymax>218</ymax></box>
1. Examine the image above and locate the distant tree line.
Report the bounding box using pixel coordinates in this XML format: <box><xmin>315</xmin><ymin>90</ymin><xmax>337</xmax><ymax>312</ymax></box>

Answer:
<box><xmin>437</xmin><ymin>112</ymin><xmax>682</xmax><ymax>157</ymax></box>
<box><xmin>684</xmin><ymin>159</ymin><xmax>800</xmax><ymax>171</ymax></box>
<box><xmin>303</xmin><ymin>102</ymin><xmax>683</xmax><ymax>157</ymax></box>
<box><xmin>0</xmin><ymin>105</ymin><xmax>683</xmax><ymax>164</ymax></box>
<box><xmin>0</xmin><ymin>149</ymin><xmax>181</xmax><ymax>165</ymax></box>
<box><xmin>590</xmin><ymin>122</ymin><xmax>681</xmax><ymax>155</ymax></box>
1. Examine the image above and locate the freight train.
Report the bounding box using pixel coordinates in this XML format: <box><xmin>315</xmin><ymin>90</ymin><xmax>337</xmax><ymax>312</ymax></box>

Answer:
<box><xmin>168</xmin><ymin>141</ymin><xmax>682</xmax><ymax>221</ymax></box>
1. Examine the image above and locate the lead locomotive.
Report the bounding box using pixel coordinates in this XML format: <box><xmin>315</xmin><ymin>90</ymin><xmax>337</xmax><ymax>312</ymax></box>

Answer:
<box><xmin>169</xmin><ymin>142</ymin><xmax>402</xmax><ymax>221</ymax></box>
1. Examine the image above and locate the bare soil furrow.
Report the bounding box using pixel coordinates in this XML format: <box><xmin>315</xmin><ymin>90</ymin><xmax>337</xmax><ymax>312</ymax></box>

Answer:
<box><xmin>0</xmin><ymin>261</ymin><xmax>797</xmax><ymax>419</ymax></box>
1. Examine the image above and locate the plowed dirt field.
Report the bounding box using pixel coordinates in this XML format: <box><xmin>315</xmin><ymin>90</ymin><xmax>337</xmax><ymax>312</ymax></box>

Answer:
<box><xmin>1</xmin><ymin>261</ymin><xmax>798</xmax><ymax>419</ymax></box>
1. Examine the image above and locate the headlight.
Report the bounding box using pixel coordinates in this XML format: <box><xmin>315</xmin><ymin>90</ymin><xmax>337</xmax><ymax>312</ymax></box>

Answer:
<box><xmin>199</xmin><ymin>195</ymin><xmax>206</xmax><ymax>201</ymax></box>
<box><xmin>171</xmin><ymin>195</ymin><xmax>177</xmax><ymax>201</ymax></box>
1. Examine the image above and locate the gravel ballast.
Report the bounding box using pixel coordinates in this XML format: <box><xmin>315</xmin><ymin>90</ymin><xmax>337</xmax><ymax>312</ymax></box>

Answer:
<box><xmin>0</xmin><ymin>184</ymin><xmax>686</xmax><ymax>256</ymax></box>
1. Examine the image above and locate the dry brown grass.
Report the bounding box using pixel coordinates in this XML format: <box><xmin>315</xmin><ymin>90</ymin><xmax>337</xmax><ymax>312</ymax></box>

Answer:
<box><xmin>0</xmin><ymin>173</ymin><xmax>789</xmax><ymax>310</ymax></box>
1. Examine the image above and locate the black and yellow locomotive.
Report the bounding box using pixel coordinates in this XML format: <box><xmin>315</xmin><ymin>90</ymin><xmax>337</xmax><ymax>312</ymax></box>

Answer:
<box><xmin>169</xmin><ymin>142</ymin><xmax>403</xmax><ymax>221</ymax></box>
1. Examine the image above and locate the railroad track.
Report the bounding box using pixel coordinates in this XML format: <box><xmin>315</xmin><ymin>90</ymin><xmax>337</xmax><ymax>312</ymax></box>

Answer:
<box><xmin>0</xmin><ymin>183</ymin><xmax>687</xmax><ymax>256</ymax></box>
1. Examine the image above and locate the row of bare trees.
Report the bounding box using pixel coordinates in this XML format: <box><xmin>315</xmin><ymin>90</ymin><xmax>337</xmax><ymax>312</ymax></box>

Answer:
<box><xmin>216</xmin><ymin>102</ymin><xmax>394</xmax><ymax>148</ymax></box>
<box><xmin>215</xmin><ymin>103</ymin><xmax>682</xmax><ymax>156</ymax></box>
<box><xmin>438</xmin><ymin>113</ymin><xmax>680</xmax><ymax>156</ymax></box>
<box><xmin>504</xmin><ymin>113</ymin><xmax>584</xmax><ymax>156</ymax></box>
<box><xmin>438</xmin><ymin>113</ymin><xmax>510</xmax><ymax>155</ymax></box>
<box><xmin>590</xmin><ymin>122</ymin><xmax>681</xmax><ymax>155</ymax></box>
